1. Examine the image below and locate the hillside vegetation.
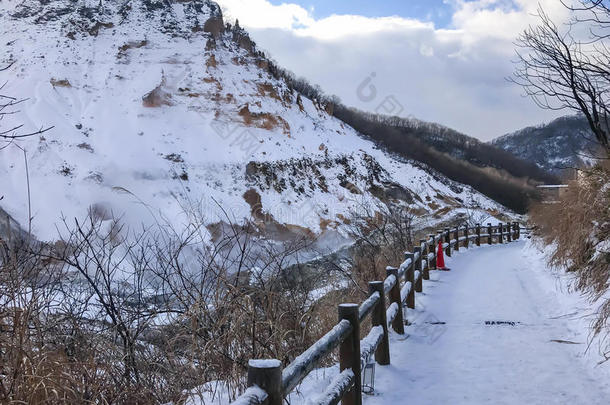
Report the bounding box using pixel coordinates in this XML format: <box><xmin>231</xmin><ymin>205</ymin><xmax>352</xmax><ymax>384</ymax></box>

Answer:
<box><xmin>262</xmin><ymin>58</ymin><xmax>557</xmax><ymax>213</ymax></box>
<box><xmin>331</xmin><ymin>106</ymin><xmax>557</xmax><ymax>213</ymax></box>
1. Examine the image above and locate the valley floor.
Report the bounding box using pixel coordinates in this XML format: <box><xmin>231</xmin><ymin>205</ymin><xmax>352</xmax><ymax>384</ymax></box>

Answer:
<box><xmin>363</xmin><ymin>241</ymin><xmax>610</xmax><ymax>405</ymax></box>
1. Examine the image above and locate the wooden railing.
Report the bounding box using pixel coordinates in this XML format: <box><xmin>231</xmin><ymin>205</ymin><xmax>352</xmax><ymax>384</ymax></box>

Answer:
<box><xmin>231</xmin><ymin>222</ymin><xmax>522</xmax><ymax>405</ymax></box>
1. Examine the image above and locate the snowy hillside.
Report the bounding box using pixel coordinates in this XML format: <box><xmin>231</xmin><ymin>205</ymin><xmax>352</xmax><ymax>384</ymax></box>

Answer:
<box><xmin>0</xmin><ymin>0</ymin><xmax>506</xmax><ymax>243</ymax></box>
<box><xmin>492</xmin><ymin>115</ymin><xmax>603</xmax><ymax>175</ymax></box>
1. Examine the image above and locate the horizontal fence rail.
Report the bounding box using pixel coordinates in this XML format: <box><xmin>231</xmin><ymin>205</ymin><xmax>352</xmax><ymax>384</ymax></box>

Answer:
<box><xmin>231</xmin><ymin>221</ymin><xmax>522</xmax><ymax>405</ymax></box>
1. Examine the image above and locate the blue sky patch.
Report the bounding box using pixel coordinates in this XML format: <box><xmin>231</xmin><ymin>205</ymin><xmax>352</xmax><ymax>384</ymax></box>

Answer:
<box><xmin>268</xmin><ymin>0</ymin><xmax>455</xmax><ymax>28</ymax></box>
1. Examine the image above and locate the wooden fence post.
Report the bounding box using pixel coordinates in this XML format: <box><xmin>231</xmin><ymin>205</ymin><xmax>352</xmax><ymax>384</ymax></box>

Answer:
<box><xmin>413</xmin><ymin>246</ymin><xmax>423</xmax><ymax>293</ymax></box>
<box><xmin>436</xmin><ymin>230</ymin><xmax>443</xmax><ymax>259</ymax></box>
<box><xmin>487</xmin><ymin>223</ymin><xmax>492</xmax><ymax>245</ymax></box>
<box><xmin>405</xmin><ymin>252</ymin><xmax>415</xmax><ymax>309</ymax></box>
<box><xmin>476</xmin><ymin>223</ymin><xmax>481</xmax><ymax>247</ymax></box>
<box><xmin>369</xmin><ymin>281</ymin><xmax>390</xmax><ymax>365</ymax></box>
<box><xmin>444</xmin><ymin>228</ymin><xmax>451</xmax><ymax>257</ymax></box>
<box><xmin>420</xmin><ymin>239</ymin><xmax>430</xmax><ymax>280</ymax></box>
<box><xmin>247</xmin><ymin>360</ymin><xmax>283</xmax><ymax>405</ymax></box>
<box><xmin>464</xmin><ymin>225</ymin><xmax>469</xmax><ymax>248</ymax></box>
<box><xmin>454</xmin><ymin>227</ymin><xmax>460</xmax><ymax>252</ymax></box>
<box><xmin>339</xmin><ymin>304</ymin><xmax>362</xmax><ymax>405</ymax></box>
<box><xmin>498</xmin><ymin>223</ymin><xmax>504</xmax><ymax>244</ymax></box>
<box><xmin>386</xmin><ymin>267</ymin><xmax>404</xmax><ymax>334</ymax></box>
<box><xmin>507</xmin><ymin>221</ymin><xmax>512</xmax><ymax>242</ymax></box>
<box><xmin>516</xmin><ymin>222</ymin><xmax>521</xmax><ymax>239</ymax></box>
<box><xmin>429</xmin><ymin>234</ymin><xmax>437</xmax><ymax>270</ymax></box>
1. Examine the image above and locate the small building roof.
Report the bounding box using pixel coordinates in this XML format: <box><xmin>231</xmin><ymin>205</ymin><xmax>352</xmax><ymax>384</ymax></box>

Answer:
<box><xmin>536</xmin><ymin>185</ymin><xmax>569</xmax><ymax>189</ymax></box>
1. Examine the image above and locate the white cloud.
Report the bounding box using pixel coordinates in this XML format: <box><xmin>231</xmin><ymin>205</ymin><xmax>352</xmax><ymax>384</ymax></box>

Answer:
<box><xmin>216</xmin><ymin>0</ymin><xmax>573</xmax><ymax>140</ymax></box>
<box><xmin>294</xmin><ymin>15</ymin><xmax>434</xmax><ymax>41</ymax></box>
<box><xmin>420</xmin><ymin>44</ymin><xmax>435</xmax><ymax>57</ymax></box>
<box><xmin>216</xmin><ymin>0</ymin><xmax>314</xmax><ymax>30</ymax></box>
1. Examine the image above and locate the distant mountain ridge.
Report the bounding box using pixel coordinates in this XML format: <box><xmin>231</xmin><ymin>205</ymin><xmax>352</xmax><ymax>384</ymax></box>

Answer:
<box><xmin>492</xmin><ymin>115</ymin><xmax>603</xmax><ymax>175</ymax></box>
<box><xmin>372</xmin><ymin>113</ymin><xmax>555</xmax><ymax>181</ymax></box>
<box><xmin>330</xmin><ymin>106</ymin><xmax>558</xmax><ymax>212</ymax></box>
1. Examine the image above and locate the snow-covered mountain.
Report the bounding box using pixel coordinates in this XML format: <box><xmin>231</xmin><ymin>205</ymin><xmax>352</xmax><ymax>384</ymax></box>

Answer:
<box><xmin>0</xmin><ymin>0</ymin><xmax>507</xmax><ymax>244</ymax></box>
<box><xmin>492</xmin><ymin>115</ymin><xmax>603</xmax><ymax>175</ymax></box>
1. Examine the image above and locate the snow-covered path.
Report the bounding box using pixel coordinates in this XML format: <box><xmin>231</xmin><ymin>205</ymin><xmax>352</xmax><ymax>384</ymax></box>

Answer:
<box><xmin>367</xmin><ymin>241</ymin><xmax>610</xmax><ymax>405</ymax></box>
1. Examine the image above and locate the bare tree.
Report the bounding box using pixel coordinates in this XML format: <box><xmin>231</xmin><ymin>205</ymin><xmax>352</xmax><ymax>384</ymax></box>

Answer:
<box><xmin>513</xmin><ymin>2</ymin><xmax>610</xmax><ymax>156</ymax></box>
<box><xmin>0</xmin><ymin>63</ymin><xmax>53</xmax><ymax>144</ymax></box>
<box><xmin>1</xmin><ymin>63</ymin><xmax>54</xmax><ymax>238</ymax></box>
<box><xmin>345</xmin><ymin>200</ymin><xmax>414</xmax><ymax>289</ymax></box>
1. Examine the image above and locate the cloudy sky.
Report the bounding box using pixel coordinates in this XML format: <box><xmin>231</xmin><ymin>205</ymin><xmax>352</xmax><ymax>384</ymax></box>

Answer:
<box><xmin>215</xmin><ymin>0</ymin><xmax>572</xmax><ymax>141</ymax></box>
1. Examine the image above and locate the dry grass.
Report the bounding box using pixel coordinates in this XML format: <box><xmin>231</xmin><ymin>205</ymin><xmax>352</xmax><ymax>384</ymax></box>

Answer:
<box><xmin>238</xmin><ymin>104</ymin><xmax>291</xmax><ymax>135</ymax></box>
<box><xmin>256</xmin><ymin>83</ymin><xmax>281</xmax><ymax>101</ymax></box>
<box><xmin>530</xmin><ymin>162</ymin><xmax>610</xmax><ymax>358</ymax></box>
<box><xmin>0</xmin><ymin>247</ymin><xmax>113</xmax><ymax>403</ymax></box>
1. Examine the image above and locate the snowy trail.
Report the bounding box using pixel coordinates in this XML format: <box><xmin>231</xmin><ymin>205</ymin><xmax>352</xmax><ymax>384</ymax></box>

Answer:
<box><xmin>367</xmin><ymin>241</ymin><xmax>610</xmax><ymax>405</ymax></box>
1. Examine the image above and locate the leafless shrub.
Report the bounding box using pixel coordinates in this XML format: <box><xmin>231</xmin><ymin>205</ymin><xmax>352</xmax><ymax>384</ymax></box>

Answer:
<box><xmin>0</xmin><ymin>239</ymin><xmax>113</xmax><ymax>403</ymax></box>
<box><xmin>0</xmin><ymin>183</ymin><xmax>417</xmax><ymax>403</ymax></box>
<box><xmin>0</xmin><ymin>209</ymin><xmax>337</xmax><ymax>403</ymax></box>
<box><xmin>344</xmin><ymin>201</ymin><xmax>414</xmax><ymax>291</ymax></box>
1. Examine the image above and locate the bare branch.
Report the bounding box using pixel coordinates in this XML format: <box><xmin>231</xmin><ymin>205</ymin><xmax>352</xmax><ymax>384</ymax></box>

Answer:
<box><xmin>512</xmin><ymin>4</ymin><xmax>610</xmax><ymax>156</ymax></box>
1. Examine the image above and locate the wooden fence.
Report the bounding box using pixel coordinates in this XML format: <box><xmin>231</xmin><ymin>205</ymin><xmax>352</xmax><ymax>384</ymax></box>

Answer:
<box><xmin>231</xmin><ymin>222</ymin><xmax>522</xmax><ymax>405</ymax></box>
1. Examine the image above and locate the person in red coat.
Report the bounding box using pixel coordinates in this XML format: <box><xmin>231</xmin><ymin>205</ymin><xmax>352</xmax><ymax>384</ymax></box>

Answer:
<box><xmin>437</xmin><ymin>240</ymin><xmax>450</xmax><ymax>271</ymax></box>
